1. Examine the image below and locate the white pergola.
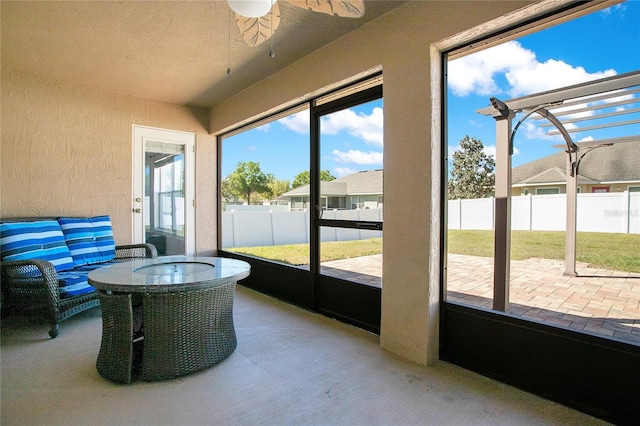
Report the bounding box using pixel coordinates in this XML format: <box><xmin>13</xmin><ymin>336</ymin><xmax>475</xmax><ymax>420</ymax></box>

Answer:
<box><xmin>477</xmin><ymin>70</ymin><xmax>640</xmax><ymax>311</ymax></box>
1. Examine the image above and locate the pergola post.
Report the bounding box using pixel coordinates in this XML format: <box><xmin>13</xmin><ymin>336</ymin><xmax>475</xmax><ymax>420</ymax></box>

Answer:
<box><xmin>490</xmin><ymin>100</ymin><xmax>514</xmax><ymax>312</ymax></box>
<box><xmin>565</xmin><ymin>153</ymin><xmax>578</xmax><ymax>277</ymax></box>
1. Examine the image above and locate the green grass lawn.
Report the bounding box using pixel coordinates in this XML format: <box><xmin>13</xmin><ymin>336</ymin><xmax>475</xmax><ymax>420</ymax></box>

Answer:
<box><xmin>229</xmin><ymin>230</ymin><xmax>640</xmax><ymax>273</ymax></box>
<box><xmin>448</xmin><ymin>230</ymin><xmax>640</xmax><ymax>273</ymax></box>
<box><xmin>229</xmin><ymin>238</ymin><xmax>382</xmax><ymax>266</ymax></box>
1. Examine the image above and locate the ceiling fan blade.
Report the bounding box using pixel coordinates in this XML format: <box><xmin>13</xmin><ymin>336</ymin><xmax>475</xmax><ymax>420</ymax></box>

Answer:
<box><xmin>285</xmin><ymin>0</ymin><xmax>365</xmax><ymax>18</ymax></box>
<box><xmin>235</xmin><ymin>2</ymin><xmax>281</xmax><ymax>47</ymax></box>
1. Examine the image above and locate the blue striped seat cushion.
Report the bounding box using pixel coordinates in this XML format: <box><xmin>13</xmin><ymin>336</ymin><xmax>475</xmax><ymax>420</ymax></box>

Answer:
<box><xmin>57</xmin><ymin>269</ymin><xmax>96</xmax><ymax>298</ymax></box>
<box><xmin>58</xmin><ymin>216</ymin><xmax>116</xmax><ymax>266</ymax></box>
<box><xmin>0</xmin><ymin>220</ymin><xmax>75</xmax><ymax>272</ymax></box>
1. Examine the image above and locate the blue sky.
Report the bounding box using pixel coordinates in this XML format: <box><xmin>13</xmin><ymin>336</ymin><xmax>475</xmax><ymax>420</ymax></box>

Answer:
<box><xmin>222</xmin><ymin>99</ymin><xmax>383</xmax><ymax>182</ymax></box>
<box><xmin>223</xmin><ymin>2</ymin><xmax>639</xmax><ymax>181</ymax></box>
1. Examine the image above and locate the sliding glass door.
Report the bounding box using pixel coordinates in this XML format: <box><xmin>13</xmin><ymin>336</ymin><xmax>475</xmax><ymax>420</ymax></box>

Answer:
<box><xmin>219</xmin><ymin>76</ymin><xmax>383</xmax><ymax>332</ymax></box>
<box><xmin>312</xmin><ymin>87</ymin><xmax>383</xmax><ymax>330</ymax></box>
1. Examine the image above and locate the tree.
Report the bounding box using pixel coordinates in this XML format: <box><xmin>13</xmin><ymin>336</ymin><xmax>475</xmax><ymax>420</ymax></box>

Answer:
<box><xmin>448</xmin><ymin>135</ymin><xmax>495</xmax><ymax>199</ymax></box>
<box><xmin>256</xmin><ymin>174</ymin><xmax>290</xmax><ymax>202</ymax></box>
<box><xmin>291</xmin><ymin>170</ymin><xmax>336</xmax><ymax>188</ymax></box>
<box><xmin>223</xmin><ymin>161</ymin><xmax>272</xmax><ymax>205</ymax></box>
<box><xmin>267</xmin><ymin>177</ymin><xmax>291</xmax><ymax>198</ymax></box>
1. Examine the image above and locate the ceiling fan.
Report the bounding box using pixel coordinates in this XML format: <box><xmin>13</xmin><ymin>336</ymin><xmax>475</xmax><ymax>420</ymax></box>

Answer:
<box><xmin>227</xmin><ymin>0</ymin><xmax>366</xmax><ymax>47</ymax></box>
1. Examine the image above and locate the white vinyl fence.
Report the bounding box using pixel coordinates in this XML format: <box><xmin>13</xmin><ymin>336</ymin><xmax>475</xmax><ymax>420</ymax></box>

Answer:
<box><xmin>222</xmin><ymin>208</ymin><xmax>383</xmax><ymax>248</ymax></box>
<box><xmin>222</xmin><ymin>192</ymin><xmax>638</xmax><ymax>248</ymax></box>
<box><xmin>448</xmin><ymin>191</ymin><xmax>639</xmax><ymax>234</ymax></box>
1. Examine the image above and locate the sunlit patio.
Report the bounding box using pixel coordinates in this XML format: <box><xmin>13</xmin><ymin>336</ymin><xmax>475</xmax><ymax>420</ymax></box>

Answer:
<box><xmin>322</xmin><ymin>254</ymin><xmax>640</xmax><ymax>345</ymax></box>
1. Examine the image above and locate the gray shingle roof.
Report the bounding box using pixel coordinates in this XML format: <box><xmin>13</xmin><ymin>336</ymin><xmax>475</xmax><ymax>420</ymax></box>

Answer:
<box><xmin>333</xmin><ymin>169</ymin><xmax>383</xmax><ymax>194</ymax></box>
<box><xmin>282</xmin><ymin>169</ymin><xmax>383</xmax><ymax>197</ymax></box>
<box><xmin>512</xmin><ymin>141</ymin><xmax>640</xmax><ymax>185</ymax></box>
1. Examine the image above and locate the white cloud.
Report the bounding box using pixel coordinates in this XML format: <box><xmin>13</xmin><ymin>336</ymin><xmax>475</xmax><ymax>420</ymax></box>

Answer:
<box><xmin>255</xmin><ymin>123</ymin><xmax>271</xmax><ymax>132</ymax></box>
<box><xmin>321</xmin><ymin>107</ymin><xmax>383</xmax><ymax>147</ymax></box>
<box><xmin>483</xmin><ymin>145</ymin><xmax>496</xmax><ymax>158</ymax></box>
<box><xmin>331</xmin><ymin>149</ymin><xmax>383</xmax><ymax>165</ymax></box>
<box><xmin>600</xmin><ymin>3</ymin><xmax>625</xmax><ymax>16</ymax></box>
<box><xmin>563</xmin><ymin>123</ymin><xmax>580</xmax><ymax>132</ymax></box>
<box><xmin>278</xmin><ymin>107</ymin><xmax>384</xmax><ymax>147</ymax></box>
<box><xmin>579</xmin><ymin>136</ymin><xmax>595</xmax><ymax>142</ymax></box>
<box><xmin>448</xmin><ymin>41</ymin><xmax>535</xmax><ymax>97</ymax></box>
<box><xmin>506</xmin><ymin>60</ymin><xmax>616</xmax><ymax>97</ymax></box>
<box><xmin>279</xmin><ymin>111</ymin><xmax>309</xmax><ymax>134</ymax></box>
<box><xmin>448</xmin><ymin>40</ymin><xmax>617</xmax><ymax>98</ymax></box>
<box><xmin>520</xmin><ymin>121</ymin><xmax>564</xmax><ymax>141</ymax></box>
<box><xmin>334</xmin><ymin>167</ymin><xmax>357</xmax><ymax>177</ymax></box>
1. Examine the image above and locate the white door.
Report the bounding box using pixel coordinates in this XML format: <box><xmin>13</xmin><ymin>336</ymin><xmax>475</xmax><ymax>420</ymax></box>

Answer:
<box><xmin>133</xmin><ymin>126</ymin><xmax>195</xmax><ymax>256</ymax></box>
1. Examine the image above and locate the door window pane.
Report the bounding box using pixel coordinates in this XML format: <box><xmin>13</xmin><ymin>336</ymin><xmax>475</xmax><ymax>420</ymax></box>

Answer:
<box><xmin>318</xmin><ymin>96</ymin><xmax>383</xmax><ymax>287</ymax></box>
<box><xmin>145</xmin><ymin>143</ymin><xmax>185</xmax><ymax>255</ymax></box>
<box><xmin>319</xmin><ymin>98</ymin><xmax>384</xmax><ymax>221</ymax></box>
<box><xmin>320</xmin><ymin>226</ymin><xmax>382</xmax><ymax>287</ymax></box>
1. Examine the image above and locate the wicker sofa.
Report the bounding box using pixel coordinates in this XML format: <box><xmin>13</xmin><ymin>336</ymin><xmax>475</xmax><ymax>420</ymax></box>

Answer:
<box><xmin>1</xmin><ymin>216</ymin><xmax>157</xmax><ymax>338</ymax></box>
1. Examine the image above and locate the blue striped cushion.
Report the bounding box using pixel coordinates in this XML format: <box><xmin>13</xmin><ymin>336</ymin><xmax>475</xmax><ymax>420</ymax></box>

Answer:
<box><xmin>73</xmin><ymin>263</ymin><xmax>109</xmax><ymax>272</ymax></box>
<box><xmin>0</xmin><ymin>221</ymin><xmax>75</xmax><ymax>272</ymax></box>
<box><xmin>58</xmin><ymin>216</ymin><xmax>116</xmax><ymax>266</ymax></box>
<box><xmin>57</xmin><ymin>270</ymin><xmax>95</xmax><ymax>298</ymax></box>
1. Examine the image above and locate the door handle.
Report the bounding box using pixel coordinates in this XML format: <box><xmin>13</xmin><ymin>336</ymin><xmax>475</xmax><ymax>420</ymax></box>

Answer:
<box><xmin>355</xmin><ymin>222</ymin><xmax>382</xmax><ymax>230</ymax></box>
<box><xmin>133</xmin><ymin>208</ymin><xmax>141</xmax><ymax>213</ymax></box>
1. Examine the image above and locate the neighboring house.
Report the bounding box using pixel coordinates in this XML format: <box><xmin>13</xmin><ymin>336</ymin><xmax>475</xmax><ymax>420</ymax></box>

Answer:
<box><xmin>280</xmin><ymin>169</ymin><xmax>383</xmax><ymax>211</ymax></box>
<box><xmin>511</xmin><ymin>141</ymin><xmax>640</xmax><ymax>196</ymax></box>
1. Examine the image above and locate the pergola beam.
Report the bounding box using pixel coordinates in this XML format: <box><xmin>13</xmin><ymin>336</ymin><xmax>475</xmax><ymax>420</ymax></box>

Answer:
<box><xmin>477</xmin><ymin>70</ymin><xmax>640</xmax><ymax>116</ymax></box>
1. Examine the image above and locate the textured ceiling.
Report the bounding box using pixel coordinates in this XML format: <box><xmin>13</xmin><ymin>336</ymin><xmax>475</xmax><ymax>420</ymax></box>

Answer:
<box><xmin>1</xmin><ymin>1</ymin><xmax>406</xmax><ymax>107</ymax></box>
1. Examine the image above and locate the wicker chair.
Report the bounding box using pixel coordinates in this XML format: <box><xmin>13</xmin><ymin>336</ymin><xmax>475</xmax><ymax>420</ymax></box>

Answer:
<box><xmin>2</xmin><ymin>244</ymin><xmax>157</xmax><ymax>338</ymax></box>
<box><xmin>1</xmin><ymin>217</ymin><xmax>157</xmax><ymax>338</ymax></box>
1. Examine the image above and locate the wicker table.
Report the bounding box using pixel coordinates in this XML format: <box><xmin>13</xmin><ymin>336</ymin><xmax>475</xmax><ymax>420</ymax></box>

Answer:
<box><xmin>88</xmin><ymin>256</ymin><xmax>250</xmax><ymax>384</ymax></box>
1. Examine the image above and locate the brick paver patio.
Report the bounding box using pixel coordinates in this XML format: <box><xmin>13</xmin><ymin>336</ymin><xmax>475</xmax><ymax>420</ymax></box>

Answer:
<box><xmin>320</xmin><ymin>254</ymin><xmax>640</xmax><ymax>345</ymax></box>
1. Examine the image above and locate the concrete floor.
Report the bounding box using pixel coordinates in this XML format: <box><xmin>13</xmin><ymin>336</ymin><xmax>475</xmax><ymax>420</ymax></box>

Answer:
<box><xmin>1</xmin><ymin>285</ymin><xmax>608</xmax><ymax>425</ymax></box>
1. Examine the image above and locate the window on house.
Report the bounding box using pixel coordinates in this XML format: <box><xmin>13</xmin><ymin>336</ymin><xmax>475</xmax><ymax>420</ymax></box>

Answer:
<box><xmin>291</xmin><ymin>196</ymin><xmax>310</xmax><ymax>211</ymax></box>
<box><xmin>592</xmin><ymin>186</ymin><xmax>610</xmax><ymax>193</ymax></box>
<box><xmin>536</xmin><ymin>187</ymin><xmax>560</xmax><ymax>195</ymax></box>
<box><xmin>323</xmin><ymin>196</ymin><xmax>346</xmax><ymax>210</ymax></box>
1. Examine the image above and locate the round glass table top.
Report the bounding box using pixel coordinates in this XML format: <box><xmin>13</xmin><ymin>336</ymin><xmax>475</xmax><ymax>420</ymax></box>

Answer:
<box><xmin>88</xmin><ymin>256</ymin><xmax>250</xmax><ymax>292</ymax></box>
<box><xmin>135</xmin><ymin>261</ymin><xmax>214</xmax><ymax>276</ymax></box>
